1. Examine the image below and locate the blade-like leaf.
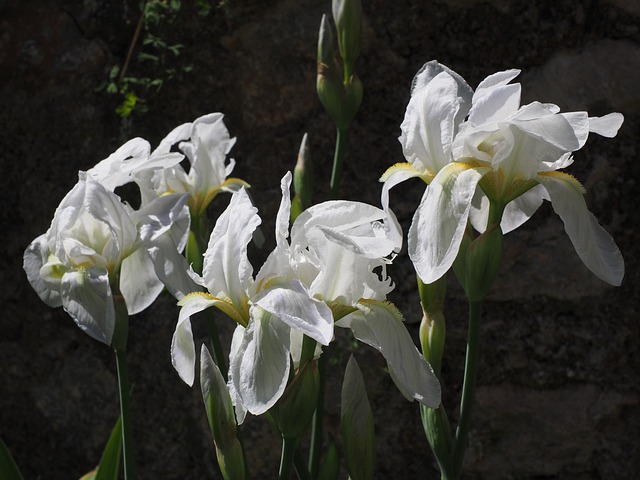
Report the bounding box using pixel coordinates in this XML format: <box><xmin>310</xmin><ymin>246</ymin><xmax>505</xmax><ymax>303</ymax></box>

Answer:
<box><xmin>94</xmin><ymin>416</ymin><xmax>123</xmax><ymax>480</ymax></box>
<box><xmin>0</xmin><ymin>437</ymin><xmax>24</xmax><ymax>480</ymax></box>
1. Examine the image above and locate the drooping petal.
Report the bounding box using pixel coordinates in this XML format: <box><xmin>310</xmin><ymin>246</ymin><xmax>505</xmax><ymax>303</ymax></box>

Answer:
<box><xmin>229</xmin><ymin>307</ymin><xmax>291</xmax><ymax>416</ymax></box>
<box><xmin>60</xmin><ymin>266</ymin><xmax>115</xmax><ymax>344</ymax></box>
<box><xmin>338</xmin><ymin>300</ymin><xmax>441</xmax><ymax>408</ymax></box>
<box><xmin>119</xmin><ymin>248</ymin><xmax>164</xmax><ymax>315</ymax></box>
<box><xmin>146</xmin><ymin>233</ymin><xmax>198</xmax><ymax>300</ymax></box>
<box><xmin>588</xmin><ymin>113</ymin><xmax>624</xmax><ymax>138</ymax></box>
<box><xmin>408</xmin><ymin>163</ymin><xmax>490</xmax><ymax>284</ymax></box>
<box><xmin>202</xmin><ymin>188</ymin><xmax>260</xmax><ymax>309</ymax></box>
<box><xmin>173</xmin><ymin>292</ymin><xmax>220</xmax><ymax>385</ymax></box>
<box><xmin>537</xmin><ymin>172</ymin><xmax>624</xmax><ymax>285</ymax></box>
<box><xmin>24</xmin><ymin>234</ymin><xmax>63</xmax><ymax>307</ymax></box>
<box><xmin>379</xmin><ymin>162</ymin><xmax>422</xmax><ymax>250</ymax></box>
<box><xmin>253</xmin><ymin>280</ymin><xmax>334</xmax><ymax>346</ymax></box>
<box><xmin>228</xmin><ymin>325</ymin><xmax>248</xmax><ymax>425</ymax></box>
<box><xmin>469</xmin><ymin>184</ymin><xmax>547</xmax><ymax>234</ymax></box>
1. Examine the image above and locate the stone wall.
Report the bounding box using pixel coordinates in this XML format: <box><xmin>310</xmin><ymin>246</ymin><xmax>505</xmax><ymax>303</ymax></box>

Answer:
<box><xmin>2</xmin><ymin>0</ymin><xmax>639</xmax><ymax>478</ymax></box>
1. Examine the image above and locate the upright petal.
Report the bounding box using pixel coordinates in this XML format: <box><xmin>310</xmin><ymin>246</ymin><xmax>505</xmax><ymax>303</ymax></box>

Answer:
<box><xmin>202</xmin><ymin>188</ymin><xmax>260</xmax><ymax>309</ymax></box>
<box><xmin>400</xmin><ymin>71</ymin><xmax>463</xmax><ymax>174</ymax></box>
<box><xmin>338</xmin><ymin>300</ymin><xmax>441</xmax><ymax>408</ymax></box>
<box><xmin>275</xmin><ymin>172</ymin><xmax>293</xmax><ymax>248</ymax></box>
<box><xmin>409</xmin><ymin>163</ymin><xmax>490</xmax><ymax>283</ymax></box>
<box><xmin>84</xmin><ymin>178</ymin><xmax>138</xmax><ymax>261</ymax></box>
<box><xmin>537</xmin><ymin>172</ymin><xmax>624</xmax><ymax>285</ymax></box>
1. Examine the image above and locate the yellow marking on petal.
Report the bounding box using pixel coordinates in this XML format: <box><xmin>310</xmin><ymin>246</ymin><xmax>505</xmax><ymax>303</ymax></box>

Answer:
<box><xmin>177</xmin><ymin>290</ymin><xmax>215</xmax><ymax>306</ymax></box>
<box><xmin>538</xmin><ymin>171</ymin><xmax>586</xmax><ymax>194</ymax></box>
<box><xmin>380</xmin><ymin>162</ymin><xmax>433</xmax><ymax>184</ymax></box>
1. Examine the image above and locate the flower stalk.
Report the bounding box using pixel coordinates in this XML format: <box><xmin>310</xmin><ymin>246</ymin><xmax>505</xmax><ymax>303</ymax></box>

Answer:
<box><xmin>114</xmin><ymin>347</ymin><xmax>135</xmax><ymax>480</ymax></box>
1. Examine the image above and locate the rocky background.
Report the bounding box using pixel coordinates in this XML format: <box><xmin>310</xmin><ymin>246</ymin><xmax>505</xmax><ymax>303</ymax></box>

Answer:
<box><xmin>2</xmin><ymin>0</ymin><xmax>639</xmax><ymax>478</ymax></box>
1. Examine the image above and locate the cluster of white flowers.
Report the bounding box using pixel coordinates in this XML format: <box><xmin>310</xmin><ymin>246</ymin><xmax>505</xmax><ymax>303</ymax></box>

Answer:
<box><xmin>24</xmin><ymin>60</ymin><xmax>625</xmax><ymax>431</ymax></box>
<box><xmin>383</xmin><ymin>60</ymin><xmax>624</xmax><ymax>287</ymax></box>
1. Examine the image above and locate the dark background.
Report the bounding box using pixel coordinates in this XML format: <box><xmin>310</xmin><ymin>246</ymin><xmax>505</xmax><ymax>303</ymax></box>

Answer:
<box><xmin>2</xmin><ymin>0</ymin><xmax>639</xmax><ymax>478</ymax></box>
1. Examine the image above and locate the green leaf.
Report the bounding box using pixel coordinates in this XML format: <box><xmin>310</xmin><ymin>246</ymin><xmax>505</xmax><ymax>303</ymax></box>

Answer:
<box><xmin>316</xmin><ymin>439</ymin><xmax>339</xmax><ymax>480</ymax></box>
<box><xmin>94</xmin><ymin>416</ymin><xmax>123</xmax><ymax>480</ymax></box>
<box><xmin>137</xmin><ymin>52</ymin><xmax>160</xmax><ymax>63</ymax></box>
<box><xmin>0</xmin><ymin>437</ymin><xmax>24</xmax><ymax>480</ymax></box>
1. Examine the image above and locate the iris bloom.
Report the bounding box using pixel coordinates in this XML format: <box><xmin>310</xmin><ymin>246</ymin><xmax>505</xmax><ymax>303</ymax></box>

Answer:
<box><xmin>399</xmin><ymin>63</ymin><xmax>624</xmax><ymax>286</ymax></box>
<box><xmin>24</xmin><ymin>172</ymin><xmax>191</xmax><ymax>345</ymax></box>
<box><xmin>172</xmin><ymin>175</ymin><xmax>334</xmax><ymax>419</ymax></box>
<box><xmin>174</xmin><ymin>173</ymin><xmax>441</xmax><ymax>419</ymax></box>
<box><xmin>285</xmin><ymin>178</ymin><xmax>440</xmax><ymax>409</ymax></box>
<box><xmin>146</xmin><ymin>113</ymin><xmax>249</xmax><ymax>217</ymax></box>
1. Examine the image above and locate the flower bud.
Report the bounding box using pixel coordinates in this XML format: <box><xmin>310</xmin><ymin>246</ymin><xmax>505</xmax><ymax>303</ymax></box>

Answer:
<box><xmin>317</xmin><ymin>14</ymin><xmax>334</xmax><ymax>66</ymax></box>
<box><xmin>332</xmin><ymin>0</ymin><xmax>362</xmax><ymax>78</ymax></box>
<box><xmin>272</xmin><ymin>360</ymin><xmax>319</xmax><ymax>439</ymax></box>
<box><xmin>420</xmin><ymin>404</ymin><xmax>453</xmax><ymax>478</ymax></box>
<box><xmin>417</xmin><ymin>276</ymin><xmax>447</xmax><ymax>377</ymax></box>
<box><xmin>341</xmin><ymin>355</ymin><xmax>375</xmax><ymax>480</ymax></box>
<box><xmin>200</xmin><ymin>345</ymin><xmax>246</xmax><ymax>480</ymax></box>
<box><xmin>464</xmin><ymin>224</ymin><xmax>504</xmax><ymax>302</ymax></box>
<box><xmin>291</xmin><ymin>133</ymin><xmax>312</xmax><ymax>222</ymax></box>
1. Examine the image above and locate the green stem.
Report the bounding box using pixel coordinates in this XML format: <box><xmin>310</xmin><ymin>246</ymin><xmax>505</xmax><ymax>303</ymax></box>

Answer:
<box><xmin>114</xmin><ymin>348</ymin><xmax>135</xmax><ymax>480</ymax></box>
<box><xmin>279</xmin><ymin>436</ymin><xmax>298</xmax><ymax>480</ymax></box>
<box><xmin>308</xmin><ymin>354</ymin><xmax>326</xmax><ymax>479</ymax></box>
<box><xmin>451</xmin><ymin>300</ymin><xmax>483</xmax><ymax>479</ymax></box>
<box><xmin>329</xmin><ymin>127</ymin><xmax>348</xmax><ymax>199</ymax></box>
<box><xmin>204</xmin><ymin>309</ymin><xmax>228</xmax><ymax>379</ymax></box>
<box><xmin>294</xmin><ymin>447</ymin><xmax>312</xmax><ymax>480</ymax></box>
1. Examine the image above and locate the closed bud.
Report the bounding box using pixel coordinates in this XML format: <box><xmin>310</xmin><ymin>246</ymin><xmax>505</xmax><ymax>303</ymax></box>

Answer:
<box><xmin>341</xmin><ymin>355</ymin><xmax>375</xmax><ymax>480</ymax></box>
<box><xmin>464</xmin><ymin>225</ymin><xmax>504</xmax><ymax>302</ymax></box>
<box><xmin>332</xmin><ymin>0</ymin><xmax>362</xmax><ymax>78</ymax></box>
<box><xmin>292</xmin><ymin>133</ymin><xmax>312</xmax><ymax>222</ymax></box>
<box><xmin>272</xmin><ymin>360</ymin><xmax>319</xmax><ymax>439</ymax></box>
<box><xmin>317</xmin><ymin>14</ymin><xmax>335</xmax><ymax>66</ymax></box>
<box><xmin>200</xmin><ymin>345</ymin><xmax>246</xmax><ymax>480</ymax></box>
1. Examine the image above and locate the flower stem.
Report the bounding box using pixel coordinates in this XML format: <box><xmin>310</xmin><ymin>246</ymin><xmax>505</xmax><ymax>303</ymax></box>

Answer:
<box><xmin>308</xmin><ymin>354</ymin><xmax>326</xmax><ymax>479</ymax></box>
<box><xmin>279</xmin><ymin>436</ymin><xmax>298</xmax><ymax>480</ymax></box>
<box><xmin>451</xmin><ymin>300</ymin><xmax>483</xmax><ymax>479</ymax></box>
<box><xmin>114</xmin><ymin>347</ymin><xmax>135</xmax><ymax>480</ymax></box>
<box><xmin>330</xmin><ymin>127</ymin><xmax>348</xmax><ymax>199</ymax></box>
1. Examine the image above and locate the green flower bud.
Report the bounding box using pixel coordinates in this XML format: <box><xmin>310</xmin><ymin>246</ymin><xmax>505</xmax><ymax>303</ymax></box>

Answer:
<box><xmin>200</xmin><ymin>345</ymin><xmax>246</xmax><ymax>480</ymax></box>
<box><xmin>420</xmin><ymin>404</ymin><xmax>453</xmax><ymax>478</ymax></box>
<box><xmin>417</xmin><ymin>276</ymin><xmax>447</xmax><ymax>377</ymax></box>
<box><xmin>464</xmin><ymin>224</ymin><xmax>504</xmax><ymax>302</ymax></box>
<box><xmin>341</xmin><ymin>355</ymin><xmax>375</xmax><ymax>480</ymax></box>
<box><xmin>272</xmin><ymin>360</ymin><xmax>319</xmax><ymax>439</ymax></box>
<box><xmin>291</xmin><ymin>133</ymin><xmax>312</xmax><ymax>222</ymax></box>
<box><xmin>332</xmin><ymin>0</ymin><xmax>362</xmax><ymax>79</ymax></box>
<box><xmin>317</xmin><ymin>14</ymin><xmax>334</xmax><ymax>66</ymax></box>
